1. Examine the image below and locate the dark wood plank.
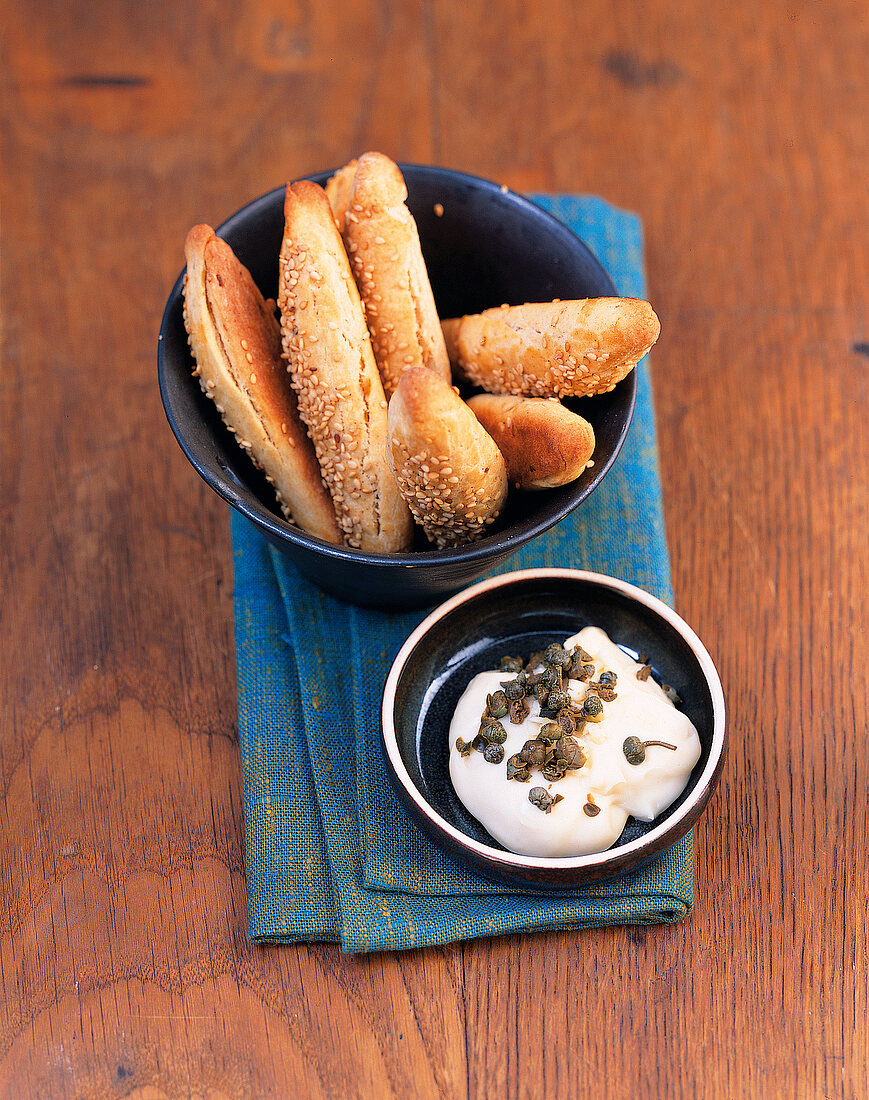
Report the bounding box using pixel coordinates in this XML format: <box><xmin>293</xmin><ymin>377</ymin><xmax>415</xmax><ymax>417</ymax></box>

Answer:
<box><xmin>0</xmin><ymin>0</ymin><xmax>865</xmax><ymax>1096</ymax></box>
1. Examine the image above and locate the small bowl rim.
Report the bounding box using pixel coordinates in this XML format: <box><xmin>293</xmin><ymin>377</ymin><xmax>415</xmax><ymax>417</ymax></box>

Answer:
<box><xmin>157</xmin><ymin>165</ymin><xmax>636</xmax><ymax>569</ymax></box>
<box><xmin>381</xmin><ymin>567</ymin><xmax>727</xmax><ymax>871</ymax></box>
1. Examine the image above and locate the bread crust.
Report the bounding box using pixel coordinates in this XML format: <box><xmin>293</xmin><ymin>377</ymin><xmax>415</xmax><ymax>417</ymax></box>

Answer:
<box><xmin>337</xmin><ymin>152</ymin><xmax>451</xmax><ymax>399</ymax></box>
<box><xmin>442</xmin><ymin>298</ymin><xmax>660</xmax><ymax>398</ymax></box>
<box><xmin>324</xmin><ymin>159</ymin><xmax>357</xmax><ymax>233</ymax></box>
<box><xmin>466</xmin><ymin>393</ymin><xmax>595</xmax><ymax>490</ymax></box>
<box><xmin>278</xmin><ymin>180</ymin><xmax>413</xmax><ymax>554</ymax></box>
<box><xmin>387</xmin><ymin>366</ymin><xmax>508</xmax><ymax>548</ymax></box>
<box><xmin>182</xmin><ymin>224</ymin><xmax>341</xmax><ymax>543</ymax></box>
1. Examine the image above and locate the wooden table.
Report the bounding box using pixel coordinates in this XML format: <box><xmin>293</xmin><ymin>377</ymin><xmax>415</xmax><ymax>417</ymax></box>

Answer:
<box><xmin>1</xmin><ymin>1</ymin><xmax>866</xmax><ymax>1096</ymax></box>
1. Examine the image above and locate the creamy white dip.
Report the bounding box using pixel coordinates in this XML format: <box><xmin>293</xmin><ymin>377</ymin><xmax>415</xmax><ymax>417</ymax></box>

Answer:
<box><xmin>448</xmin><ymin>626</ymin><xmax>702</xmax><ymax>857</ymax></box>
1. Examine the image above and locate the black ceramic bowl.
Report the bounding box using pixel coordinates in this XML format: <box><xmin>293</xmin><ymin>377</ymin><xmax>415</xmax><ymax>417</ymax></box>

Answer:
<box><xmin>381</xmin><ymin>569</ymin><xmax>726</xmax><ymax>888</ymax></box>
<box><xmin>158</xmin><ymin>165</ymin><xmax>636</xmax><ymax>609</ymax></box>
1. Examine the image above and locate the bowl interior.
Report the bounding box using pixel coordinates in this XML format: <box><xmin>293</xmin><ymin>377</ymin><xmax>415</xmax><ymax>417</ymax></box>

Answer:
<box><xmin>390</xmin><ymin>573</ymin><xmax>718</xmax><ymax>856</ymax></box>
<box><xmin>158</xmin><ymin>166</ymin><xmax>635</xmax><ymax>561</ymax></box>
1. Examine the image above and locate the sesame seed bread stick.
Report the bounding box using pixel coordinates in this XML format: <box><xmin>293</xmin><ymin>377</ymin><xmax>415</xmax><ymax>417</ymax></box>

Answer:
<box><xmin>441</xmin><ymin>298</ymin><xmax>660</xmax><ymax>398</ymax></box>
<box><xmin>279</xmin><ymin>180</ymin><xmax>413</xmax><ymax>554</ymax></box>
<box><xmin>387</xmin><ymin>366</ymin><xmax>508</xmax><ymax>549</ymax></box>
<box><xmin>335</xmin><ymin>152</ymin><xmax>451</xmax><ymax>399</ymax></box>
<box><xmin>324</xmin><ymin>158</ymin><xmax>357</xmax><ymax>233</ymax></box>
<box><xmin>466</xmin><ymin>393</ymin><xmax>596</xmax><ymax>490</ymax></box>
<box><xmin>182</xmin><ymin>224</ymin><xmax>341</xmax><ymax>544</ymax></box>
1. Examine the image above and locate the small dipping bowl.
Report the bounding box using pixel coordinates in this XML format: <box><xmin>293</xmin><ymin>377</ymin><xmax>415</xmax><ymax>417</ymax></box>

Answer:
<box><xmin>381</xmin><ymin>568</ymin><xmax>726</xmax><ymax>887</ymax></box>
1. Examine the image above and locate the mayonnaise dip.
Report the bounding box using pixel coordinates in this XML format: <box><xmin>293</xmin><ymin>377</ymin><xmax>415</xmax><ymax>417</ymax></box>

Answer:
<box><xmin>448</xmin><ymin>626</ymin><xmax>702</xmax><ymax>857</ymax></box>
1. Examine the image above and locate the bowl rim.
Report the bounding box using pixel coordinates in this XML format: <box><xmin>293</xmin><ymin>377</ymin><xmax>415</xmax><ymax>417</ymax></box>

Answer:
<box><xmin>381</xmin><ymin>567</ymin><xmax>727</xmax><ymax>870</ymax></box>
<box><xmin>157</xmin><ymin>165</ymin><xmax>636</xmax><ymax>567</ymax></box>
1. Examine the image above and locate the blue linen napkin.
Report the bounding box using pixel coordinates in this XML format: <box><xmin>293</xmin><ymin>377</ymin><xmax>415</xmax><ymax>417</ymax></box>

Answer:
<box><xmin>232</xmin><ymin>195</ymin><xmax>694</xmax><ymax>952</ymax></box>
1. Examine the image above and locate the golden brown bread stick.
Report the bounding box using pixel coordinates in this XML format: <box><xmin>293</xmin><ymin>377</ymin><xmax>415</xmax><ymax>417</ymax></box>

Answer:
<box><xmin>442</xmin><ymin>298</ymin><xmax>660</xmax><ymax>397</ymax></box>
<box><xmin>331</xmin><ymin>152</ymin><xmax>451</xmax><ymax>399</ymax></box>
<box><xmin>466</xmin><ymin>393</ymin><xmax>595</xmax><ymax>490</ymax></box>
<box><xmin>387</xmin><ymin>366</ymin><xmax>508</xmax><ymax>548</ymax></box>
<box><xmin>182</xmin><ymin>224</ymin><xmax>341</xmax><ymax>543</ymax></box>
<box><xmin>324</xmin><ymin>159</ymin><xmax>357</xmax><ymax>233</ymax></box>
<box><xmin>278</xmin><ymin>180</ymin><xmax>413</xmax><ymax>554</ymax></box>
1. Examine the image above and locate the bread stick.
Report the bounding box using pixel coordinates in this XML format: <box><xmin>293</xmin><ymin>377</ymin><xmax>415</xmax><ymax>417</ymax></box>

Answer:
<box><xmin>466</xmin><ymin>393</ymin><xmax>595</xmax><ymax>490</ymax></box>
<box><xmin>324</xmin><ymin>159</ymin><xmax>357</xmax><ymax>233</ymax></box>
<box><xmin>442</xmin><ymin>298</ymin><xmax>660</xmax><ymax>398</ymax></box>
<box><xmin>387</xmin><ymin>366</ymin><xmax>508</xmax><ymax>548</ymax></box>
<box><xmin>182</xmin><ymin>224</ymin><xmax>341</xmax><ymax>543</ymax></box>
<box><xmin>278</xmin><ymin>180</ymin><xmax>413</xmax><ymax>554</ymax></box>
<box><xmin>333</xmin><ymin>152</ymin><xmax>451</xmax><ymax>399</ymax></box>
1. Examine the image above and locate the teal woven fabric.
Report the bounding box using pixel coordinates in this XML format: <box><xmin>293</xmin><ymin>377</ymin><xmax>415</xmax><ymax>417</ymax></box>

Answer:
<box><xmin>232</xmin><ymin>195</ymin><xmax>694</xmax><ymax>952</ymax></box>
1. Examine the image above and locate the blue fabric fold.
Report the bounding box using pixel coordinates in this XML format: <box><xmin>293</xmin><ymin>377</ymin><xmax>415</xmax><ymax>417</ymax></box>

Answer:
<box><xmin>232</xmin><ymin>195</ymin><xmax>694</xmax><ymax>952</ymax></box>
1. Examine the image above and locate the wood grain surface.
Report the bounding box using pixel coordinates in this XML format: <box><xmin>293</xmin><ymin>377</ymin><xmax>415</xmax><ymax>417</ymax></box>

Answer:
<box><xmin>1</xmin><ymin>1</ymin><xmax>866</xmax><ymax>1097</ymax></box>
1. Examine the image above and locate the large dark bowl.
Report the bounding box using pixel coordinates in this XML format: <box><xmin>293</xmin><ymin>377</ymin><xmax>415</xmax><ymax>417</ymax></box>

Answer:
<box><xmin>381</xmin><ymin>569</ymin><xmax>727</xmax><ymax>888</ymax></box>
<box><xmin>158</xmin><ymin>165</ymin><xmax>636</xmax><ymax>608</ymax></box>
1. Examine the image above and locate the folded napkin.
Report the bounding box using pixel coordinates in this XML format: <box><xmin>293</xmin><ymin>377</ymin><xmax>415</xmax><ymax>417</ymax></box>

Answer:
<box><xmin>232</xmin><ymin>195</ymin><xmax>694</xmax><ymax>952</ymax></box>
